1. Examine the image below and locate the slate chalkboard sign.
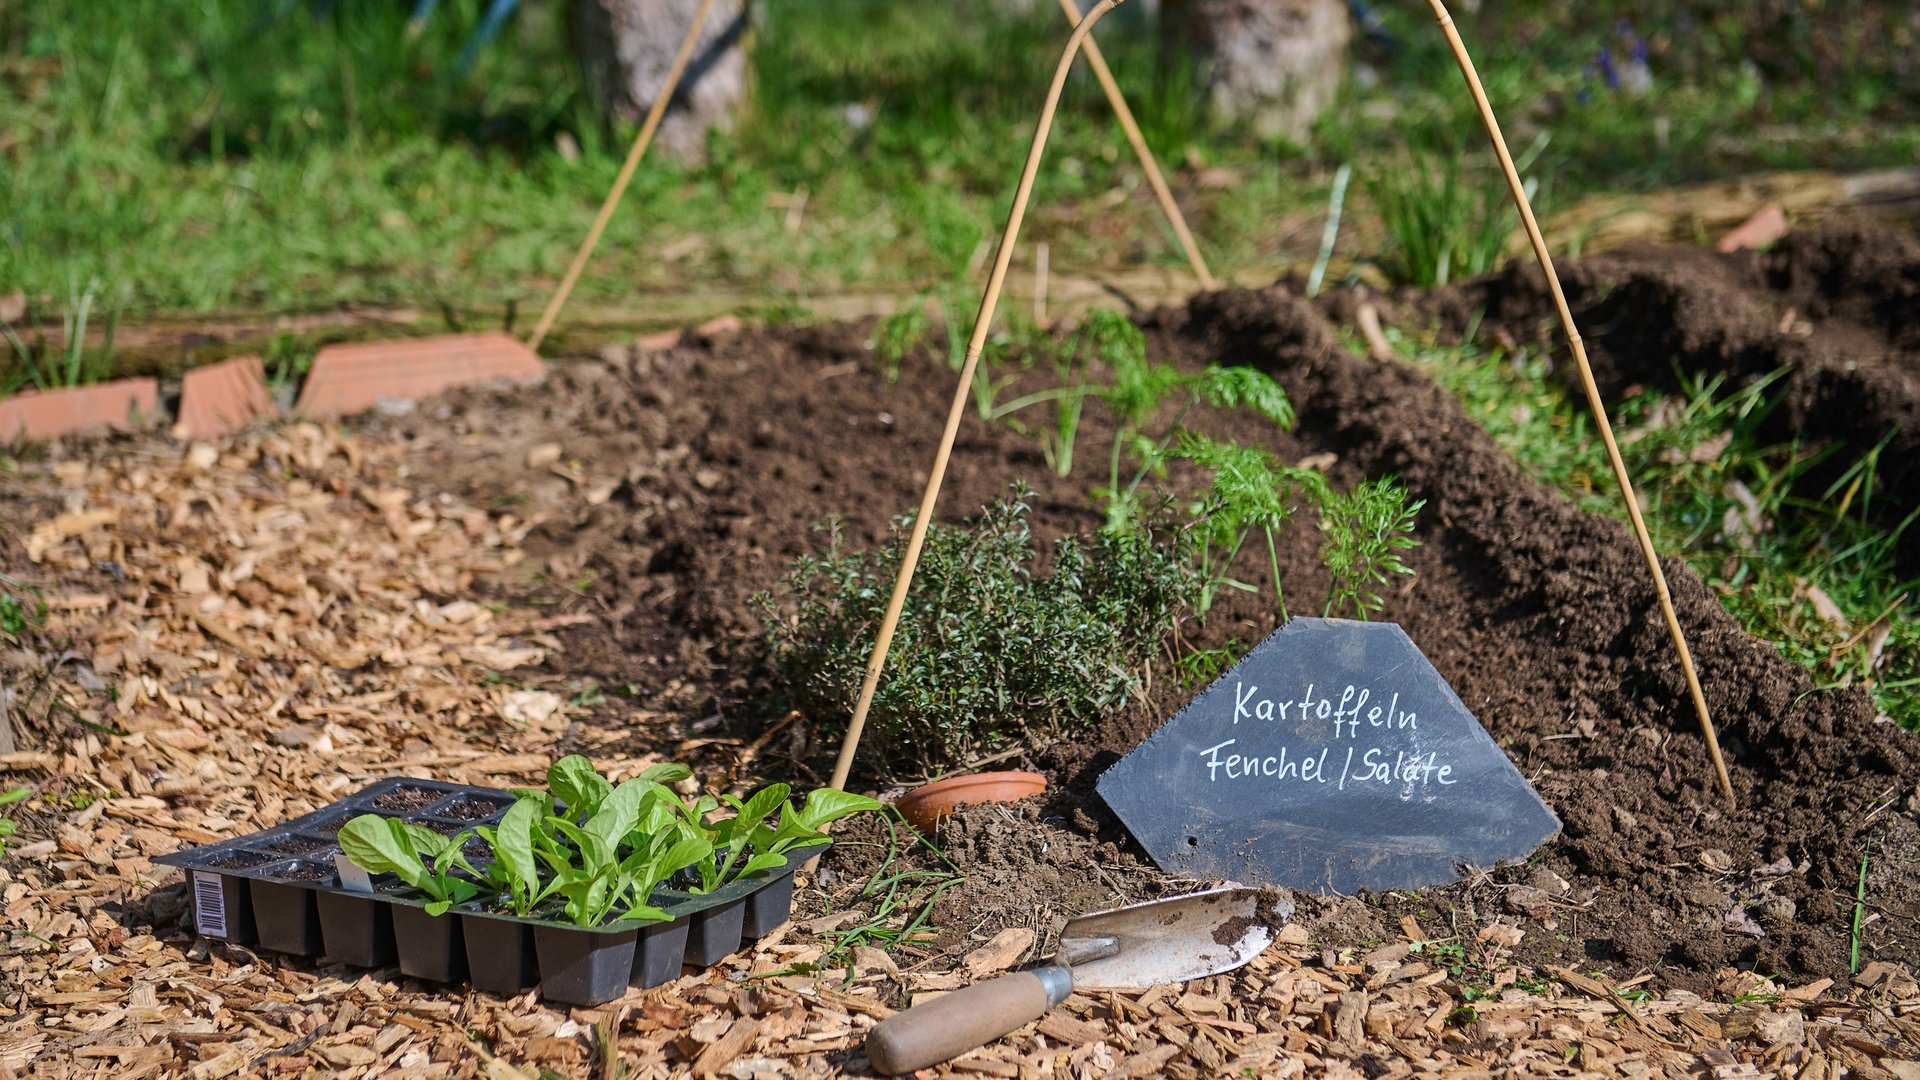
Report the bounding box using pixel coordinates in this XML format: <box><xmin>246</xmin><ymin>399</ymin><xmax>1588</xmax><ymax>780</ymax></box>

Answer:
<box><xmin>1098</xmin><ymin>618</ymin><xmax>1561</xmax><ymax>894</ymax></box>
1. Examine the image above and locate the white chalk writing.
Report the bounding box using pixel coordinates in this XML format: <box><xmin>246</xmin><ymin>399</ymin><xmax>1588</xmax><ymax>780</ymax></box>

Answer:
<box><xmin>1202</xmin><ymin>678</ymin><xmax>1453</xmax><ymax>794</ymax></box>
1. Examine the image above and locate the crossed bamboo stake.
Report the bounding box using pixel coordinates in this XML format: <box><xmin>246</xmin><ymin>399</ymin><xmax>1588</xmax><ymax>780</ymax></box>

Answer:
<box><xmin>1052</xmin><ymin>0</ymin><xmax>1216</xmax><ymax>290</ymax></box>
<box><xmin>1423</xmin><ymin>0</ymin><xmax>1734</xmax><ymax>803</ymax></box>
<box><xmin>825</xmin><ymin>0</ymin><xmax>1132</xmax><ymax>794</ymax></box>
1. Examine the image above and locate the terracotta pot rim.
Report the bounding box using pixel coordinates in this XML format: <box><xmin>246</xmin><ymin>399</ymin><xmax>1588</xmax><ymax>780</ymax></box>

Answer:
<box><xmin>892</xmin><ymin>770</ymin><xmax>1048</xmax><ymax>831</ymax></box>
<box><xmin>907</xmin><ymin>769</ymin><xmax>1045</xmax><ymax>795</ymax></box>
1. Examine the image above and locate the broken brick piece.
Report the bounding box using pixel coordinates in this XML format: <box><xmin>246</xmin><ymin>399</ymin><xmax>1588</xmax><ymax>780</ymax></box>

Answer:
<box><xmin>294</xmin><ymin>331</ymin><xmax>544</xmax><ymax>421</ymax></box>
<box><xmin>0</xmin><ymin>377</ymin><xmax>160</xmax><ymax>443</ymax></box>
<box><xmin>176</xmin><ymin>355</ymin><xmax>276</xmax><ymax>439</ymax></box>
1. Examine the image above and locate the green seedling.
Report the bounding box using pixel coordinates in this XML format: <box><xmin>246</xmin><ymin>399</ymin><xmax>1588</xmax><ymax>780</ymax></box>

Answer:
<box><xmin>453</xmin><ymin>756</ymin><xmax>710</xmax><ymax>925</ymax></box>
<box><xmin>473</xmin><ymin>794</ymin><xmax>551</xmax><ymax>916</ymax></box>
<box><xmin>1175</xmin><ymin>641</ymin><xmax>1245</xmax><ymax>688</ymax></box>
<box><xmin>1319</xmin><ymin>476</ymin><xmax>1425</xmax><ymax>620</ymax></box>
<box><xmin>666</xmin><ymin>781</ymin><xmax>884</xmax><ymax>894</ymax></box>
<box><xmin>988</xmin><ymin>310</ymin><xmax>1143</xmax><ymax>476</ymax></box>
<box><xmin>1850</xmin><ymin>842</ymin><xmax>1871</xmax><ymax>975</ymax></box>
<box><xmin>1161</xmin><ymin>433</ymin><xmax>1423</xmax><ymax>623</ymax></box>
<box><xmin>1173</xmin><ymin>433</ymin><xmax>1322</xmax><ymax>619</ymax></box>
<box><xmin>337</xmin><ymin>813</ymin><xmax>482</xmax><ymax>915</ymax></box>
<box><xmin>519</xmin><ymin>756</ymin><xmax>711</xmax><ymax>927</ymax></box>
<box><xmin>1096</xmin><ymin>328</ymin><xmax>1294</xmax><ymax>537</ymax></box>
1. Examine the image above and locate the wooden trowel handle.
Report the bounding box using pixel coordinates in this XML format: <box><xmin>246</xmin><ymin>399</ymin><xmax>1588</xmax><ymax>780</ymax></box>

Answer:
<box><xmin>866</xmin><ymin>965</ymin><xmax>1073</xmax><ymax>1075</ymax></box>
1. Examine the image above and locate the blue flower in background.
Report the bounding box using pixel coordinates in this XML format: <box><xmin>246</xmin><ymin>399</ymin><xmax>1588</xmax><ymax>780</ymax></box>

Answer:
<box><xmin>1584</xmin><ymin>20</ymin><xmax>1653</xmax><ymax>100</ymax></box>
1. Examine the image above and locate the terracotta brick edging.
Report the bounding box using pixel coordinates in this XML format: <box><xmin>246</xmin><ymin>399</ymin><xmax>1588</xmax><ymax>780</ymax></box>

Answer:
<box><xmin>176</xmin><ymin>355</ymin><xmax>276</xmax><ymax>439</ymax></box>
<box><xmin>294</xmin><ymin>331</ymin><xmax>545</xmax><ymax>421</ymax></box>
<box><xmin>0</xmin><ymin>377</ymin><xmax>160</xmax><ymax>443</ymax></box>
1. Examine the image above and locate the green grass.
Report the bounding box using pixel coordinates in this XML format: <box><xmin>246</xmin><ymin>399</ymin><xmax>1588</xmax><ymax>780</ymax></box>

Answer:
<box><xmin>1386</xmin><ymin>325</ymin><xmax>1919</xmax><ymax>730</ymax></box>
<box><xmin>3</xmin><ymin>0</ymin><xmax>1916</xmax><ymax>336</ymax></box>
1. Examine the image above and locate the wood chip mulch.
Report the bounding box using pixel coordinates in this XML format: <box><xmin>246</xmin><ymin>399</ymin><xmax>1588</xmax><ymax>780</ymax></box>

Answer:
<box><xmin>3</xmin><ymin>424</ymin><xmax>1918</xmax><ymax>1079</ymax></box>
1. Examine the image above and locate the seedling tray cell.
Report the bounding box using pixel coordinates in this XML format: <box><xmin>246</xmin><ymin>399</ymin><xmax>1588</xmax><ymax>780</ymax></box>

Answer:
<box><xmin>402</xmin><ymin>814</ymin><xmax>473</xmax><ymax>837</ymax></box>
<box><xmin>317</xmin><ymin>889</ymin><xmax>397</xmax><ymax>968</ymax></box>
<box><xmin>250</xmin><ymin>860</ymin><xmax>327</xmax><ymax>956</ymax></box>
<box><xmin>189</xmin><ymin>869</ymin><xmax>258</xmax><ymax>944</ymax></box>
<box><xmin>681</xmin><ymin>898</ymin><xmax>746</xmax><ymax>967</ymax></box>
<box><xmin>534</xmin><ymin>924</ymin><xmax>640</xmax><ymax>1007</ymax></box>
<box><xmin>633</xmin><ymin>916</ymin><xmax>691</xmax><ymax>990</ymax></box>
<box><xmin>432</xmin><ymin>794</ymin><xmax>514</xmax><ymax>821</ymax></box>
<box><xmin>741</xmin><ymin>871</ymin><xmax>797</xmax><ymax>939</ymax></box>
<box><xmin>392</xmin><ymin>900</ymin><xmax>468</xmax><ymax>983</ymax></box>
<box><xmin>461</xmin><ymin>910</ymin><xmax>538</xmax><ymax>994</ymax></box>
<box><xmin>261</xmin><ymin>832</ymin><xmax>337</xmax><ymax>858</ymax></box>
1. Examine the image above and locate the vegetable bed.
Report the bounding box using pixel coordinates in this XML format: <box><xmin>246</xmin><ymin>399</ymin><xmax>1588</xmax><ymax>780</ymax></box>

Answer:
<box><xmin>4</xmin><ymin>224</ymin><xmax>1920</xmax><ymax>1075</ymax></box>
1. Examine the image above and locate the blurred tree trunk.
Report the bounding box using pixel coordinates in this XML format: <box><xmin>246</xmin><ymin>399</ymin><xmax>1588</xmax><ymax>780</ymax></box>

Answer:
<box><xmin>1162</xmin><ymin>0</ymin><xmax>1350</xmax><ymax>143</ymax></box>
<box><xmin>571</xmin><ymin>0</ymin><xmax>751</xmax><ymax>163</ymax></box>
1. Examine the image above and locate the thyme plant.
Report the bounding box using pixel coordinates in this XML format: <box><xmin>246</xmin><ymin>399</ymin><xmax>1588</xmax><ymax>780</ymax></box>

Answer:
<box><xmin>754</xmin><ymin>485</ymin><xmax>1198</xmax><ymax>770</ymax></box>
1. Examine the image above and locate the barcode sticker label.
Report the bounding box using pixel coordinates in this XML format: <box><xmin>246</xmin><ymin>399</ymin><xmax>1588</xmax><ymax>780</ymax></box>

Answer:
<box><xmin>193</xmin><ymin>872</ymin><xmax>230</xmax><ymax>939</ymax></box>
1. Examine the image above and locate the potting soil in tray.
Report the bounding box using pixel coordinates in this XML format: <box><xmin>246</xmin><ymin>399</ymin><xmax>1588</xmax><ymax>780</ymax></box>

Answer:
<box><xmin>154</xmin><ymin>776</ymin><xmax>819</xmax><ymax>1005</ymax></box>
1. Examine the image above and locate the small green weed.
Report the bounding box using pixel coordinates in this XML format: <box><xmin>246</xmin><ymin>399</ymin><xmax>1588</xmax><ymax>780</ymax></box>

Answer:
<box><xmin>1850</xmin><ymin>840</ymin><xmax>1872</xmax><ymax>975</ymax></box>
<box><xmin>0</xmin><ymin>787</ymin><xmax>29</xmax><ymax>857</ymax></box>
<box><xmin>755</xmin><ymin>485</ymin><xmax>1199</xmax><ymax>770</ymax></box>
<box><xmin>1319</xmin><ymin>476</ymin><xmax>1425</xmax><ymax>619</ymax></box>
<box><xmin>1173</xmin><ymin>433</ymin><xmax>1318</xmax><ymax>618</ymax></box>
<box><xmin>989</xmin><ymin>310</ymin><xmax>1152</xmax><ymax>475</ymax></box>
<box><xmin>1176</xmin><ymin>641</ymin><xmax>1247</xmax><ymax>688</ymax></box>
<box><xmin>1</xmin><ymin>276</ymin><xmax>125</xmax><ymax>395</ymax></box>
<box><xmin>1</xmin><ymin>577</ymin><xmax>48</xmax><ymax>638</ymax></box>
<box><xmin>809</xmin><ymin>811</ymin><xmax>962</xmax><ymax>979</ymax></box>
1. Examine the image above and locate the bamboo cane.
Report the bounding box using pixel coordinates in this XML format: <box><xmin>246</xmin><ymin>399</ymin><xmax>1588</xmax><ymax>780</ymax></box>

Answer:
<box><xmin>825</xmin><ymin>0</ymin><xmax>1127</xmax><ymax>796</ymax></box>
<box><xmin>1053</xmin><ymin>0</ymin><xmax>1216</xmax><ymax>290</ymax></box>
<box><xmin>1421</xmin><ymin>0</ymin><xmax>1735</xmax><ymax>803</ymax></box>
<box><xmin>525</xmin><ymin>0</ymin><xmax>719</xmax><ymax>354</ymax></box>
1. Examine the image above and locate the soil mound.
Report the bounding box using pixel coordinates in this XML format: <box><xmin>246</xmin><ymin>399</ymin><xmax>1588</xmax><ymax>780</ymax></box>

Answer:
<box><xmin>1448</xmin><ymin>215</ymin><xmax>1920</xmax><ymax>576</ymax></box>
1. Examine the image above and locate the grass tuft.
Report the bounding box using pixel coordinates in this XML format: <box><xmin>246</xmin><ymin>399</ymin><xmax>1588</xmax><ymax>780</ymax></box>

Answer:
<box><xmin>1388</xmin><ymin>325</ymin><xmax>1919</xmax><ymax>728</ymax></box>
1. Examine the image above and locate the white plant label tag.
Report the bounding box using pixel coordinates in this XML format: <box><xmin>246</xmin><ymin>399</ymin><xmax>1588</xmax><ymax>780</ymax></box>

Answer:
<box><xmin>334</xmin><ymin>852</ymin><xmax>375</xmax><ymax>894</ymax></box>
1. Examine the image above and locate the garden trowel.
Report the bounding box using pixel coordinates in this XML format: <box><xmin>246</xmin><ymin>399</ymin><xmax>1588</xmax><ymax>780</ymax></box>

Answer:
<box><xmin>865</xmin><ymin>886</ymin><xmax>1289</xmax><ymax>1075</ymax></box>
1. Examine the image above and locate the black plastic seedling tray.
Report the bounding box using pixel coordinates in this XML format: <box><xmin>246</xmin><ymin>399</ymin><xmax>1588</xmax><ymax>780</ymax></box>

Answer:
<box><xmin>154</xmin><ymin>777</ymin><xmax>821</xmax><ymax>1006</ymax></box>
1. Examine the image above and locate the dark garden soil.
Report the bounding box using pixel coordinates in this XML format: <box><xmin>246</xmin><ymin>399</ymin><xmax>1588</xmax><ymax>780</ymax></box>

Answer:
<box><xmin>1415</xmin><ymin>213</ymin><xmax>1920</xmax><ymax>578</ymax></box>
<box><xmin>370</xmin><ymin>784</ymin><xmax>448</xmax><ymax>814</ymax></box>
<box><xmin>365</xmin><ymin>219</ymin><xmax>1920</xmax><ymax>994</ymax></box>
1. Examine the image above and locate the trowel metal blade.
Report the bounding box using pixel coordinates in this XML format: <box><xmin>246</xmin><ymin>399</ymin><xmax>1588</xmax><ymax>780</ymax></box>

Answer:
<box><xmin>1061</xmin><ymin>886</ymin><xmax>1289</xmax><ymax>990</ymax></box>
